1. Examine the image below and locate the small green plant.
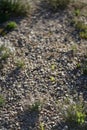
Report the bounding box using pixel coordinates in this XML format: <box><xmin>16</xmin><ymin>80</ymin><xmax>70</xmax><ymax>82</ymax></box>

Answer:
<box><xmin>0</xmin><ymin>95</ymin><xmax>5</xmax><ymax>107</ymax></box>
<box><xmin>76</xmin><ymin>63</ymin><xmax>81</xmax><ymax>69</ymax></box>
<box><xmin>76</xmin><ymin>58</ymin><xmax>87</xmax><ymax>75</ymax></box>
<box><xmin>80</xmin><ymin>31</ymin><xmax>87</xmax><ymax>39</ymax></box>
<box><xmin>75</xmin><ymin>21</ymin><xmax>87</xmax><ymax>32</ymax></box>
<box><xmin>64</xmin><ymin>103</ymin><xmax>86</xmax><ymax>125</ymax></box>
<box><xmin>30</xmin><ymin>101</ymin><xmax>42</xmax><ymax>111</ymax></box>
<box><xmin>0</xmin><ymin>44</ymin><xmax>5</xmax><ymax>51</ymax></box>
<box><xmin>71</xmin><ymin>44</ymin><xmax>77</xmax><ymax>52</ymax></box>
<box><xmin>6</xmin><ymin>21</ymin><xmax>17</xmax><ymax>31</ymax></box>
<box><xmin>1</xmin><ymin>51</ymin><xmax>10</xmax><ymax>61</ymax></box>
<box><xmin>16</xmin><ymin>60</ymin><xmax>25</xmax><ymax>69</ymax></box>
<box><xmin>83</xmin><ymin>67</ymin><xmax>87</xmax><ymax>75</ymax></box>
<box><xmin>82</xmin><ymin>60</ymin><xmax>87</xmax><ymax>75</ymax></box>
<box><xmin>74</xmin><ymin>9</ymin><xmax>80</xmax><ymax>16</ymax></box>
<box><xmin>71</xmin><ymin>44</ymin><xmax>78</xmax><ymax>56</ymax></box>
<box><xmin>57</xmin><ymin>96</ymin><xmax>87</xmax><ymax>128</ymax></box>
<box><xmin>50</xmin><ymin>76</ymin><xmax>55</xmax><ymax>82</ymax></box>
<box><xmin>40</xmin><ymin>122</ymin><xmax>44</xmax><ymax>130</ymax></box>
<box><xmin>46</xmin><ymin>0</ymin><xmax>70</xmax><ymax>10</ymax></box>
<box><xmin>0</xmin><ymin>45</ymin><xmax>10</xmax><ymax>61</ymax></box>
<box><xmin>51</xmin><ymin>64</ymin><xmax>56</xmax><ymax>70</ymax></box>
<box><xmin>73</xmin><ymin>20</ymin><xmax>87</xmax><ymax>39</ymax></box>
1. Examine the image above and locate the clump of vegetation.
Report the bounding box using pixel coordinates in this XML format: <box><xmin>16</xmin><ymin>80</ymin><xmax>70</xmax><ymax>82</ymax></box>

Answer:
<box><xmin>0</xmin><ymin>45</ymin><xmax>10</xmax><ymax>61</ymax></box>
<box><xmin>29</xmin><ymin>100</ymin><xmax>42</xmax><ymax>112</ymax></box>
<box><xmin>75</xmin><ymin>21</ymin><xmax>87</xmax><ymax>32</ymax></box>
<box><xmin>6</xmin><ymin>21</ymin><xmax>17</xmax><ymax>31</ymax></box>
<box><xmin>0</xmin><ymin>0</ymin><xmax>30</xmax><ymax>23</ymax></box>
<box><xmin>72</xmin><ymin>20</ymin><xmax>87</xmax><ymax>39</ymax></box>
<box><xmin>50</xmin><ymin>76</ymin><xmax>55</xmax><ymax>82</ymax></box>
<box><xmin>0</xmin><ymin>95</ymin><xmax>5</xmax><ymax>107</ymax></box>
<box><xmin>71</xmin><ymin>44</ymin><xmax>78</xmax><ymax>56</ymax></box>
<box><xmin>40</xmin><ymin>122</ymin><xmax>45</xmax><ymax>130</ymax></box>
<box><xmin>46</xmin><ymin>0</ymin><xmax>70</xmax><ymax>10</ymax></box>
<box><xmin>80</xmin><ymin>31</ymin><xmax>87</xmax><ymax>39</ymax></box>
<box><xmin>64</xmin><ymin>102</ymin><xmax>86</xmax><ymax>125</ymax></box>
<box><xmin>15</xmin><ymin>60</ymin><xmax>25</xmax><ymax>69</ymax></box>
<box><xmin>74</xmin><ymin>9</ymin><xmax>80</xmax><ymax>16</ymax></box>
<box><xmin>0</xmin><ymin>45</ymin><xmax>11</xmax><ymax>69</ymax></box>
<box><xmin>51</xmin><ymin>64</ymin><xmax>56</xmax><ymax>71</ymax></box>
<box><xmin>76</xmin><ymin>62</ymin><xmax>81</xmax><ymax>69</ymax></box>
<box><xmin>82</xmin><ymin>59</ymin><xmax>87</xmax><ymax>75</ymax></box>
<box><xmin>76</xmin><ymin>56</ymin><xmax>87</xmax><ymax>75</ymax></box>
<box><xmin>57</xmin><ymin>95</ymin><xmax>87</xmax><ymax>128</ymax></box>
<box><xmin>0</xmin><ymin>21</ymin><xmax>17</xmax><ymax>35</ymax></box>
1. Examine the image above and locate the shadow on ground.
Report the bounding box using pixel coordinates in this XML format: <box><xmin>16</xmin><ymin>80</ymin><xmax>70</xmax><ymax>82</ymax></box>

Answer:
<box><xmin>17</xmin><ymin>109</ymin><xmax>39</xmax><ymax>130</ymax></box>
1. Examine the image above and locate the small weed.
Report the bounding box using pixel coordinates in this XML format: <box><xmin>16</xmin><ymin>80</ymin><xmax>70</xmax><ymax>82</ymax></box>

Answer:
<box><xmin>76</xmin><ymin>63</ymin><xmax>81</xmax><ymax>69</ymax></box>
<box><xmin>50</xmin><ymin>76</ymin><xmax>55</xmax><ymax>82</ymax></box>
<box><xmin>51</xmin><ymin>64</ymin><xmax>56</xmax><ymax>70</ymax></box>
<box><xmin>82</xmin><ymin>60</ymin><xmax>87</xmax><ymax>75</ymax></box>
<box><xmin>64</xmin><ymin>103</ymin><xmax>86</xmax><ymax>125</ymax></box>
<box><xmin>72</xmin><ymin>20</ymin><xmax>87</xmax><ymax>39</ymax></box>
<box><xmin>0</xmin><ymin>44</ymin><xmax>5</xmax><ymax>51</ymax></box>
<box><xmin>75</xmin><ymin>21</ymin><xmax>87</xmax><ymax>32</ymax></box>
<box><xmin>71</xmin><ymin>44</ymin><xmax>78</xmax><ymax>56</ymax></box>
<box><xmin>6</xmin><ymin>21</ymin><xmax>17</xmax><ymax>31</ymax></box>
<box><xmin>71</xmin><ymin>44</ymin><xmax>77</xmax><ymax>52</ymax></box>
<box><xmin>76</xmin><ymin>58</ymin><xmax>87</xmax><ymax>75</ymax></box>
<box><xmin>40</xmin><ymin>122</ymin><xmax>44</xmax><ymax>130</ymax></box>
<box><xmin>30</xmin><ymin>101</ymin><xmax>42</xmax><ymax>112</ymax></box>
<box><xmin>83</xmin><ymin>67</ymin><xmax>87</xmax><ymax>75</ymax></box>
<box><xmin>1</xmin><ymin>51</ymin><xmax>10</xmax><ymax>61</ymax></box>
<box><xmin>16</xmin><ymin>60</ymin><xmax>25</xmax><ymax>69</ymax></box>
<box><xmin>0</xmin><ymin>95</ymin><xmax>5</xmax><ymax>107</ymax></box>
<box><xmin>0</xmin><ymin>45</ymin><xmax>10</xmax><ymax>61</ymax></box>
<box><xmin>70</xmin><ymin>17</ymin><xmax>78</xmax><ymax>26</ymax></box>
<box><xmin>74</xmin><ymin>9</ymin><xmax>80</xmax><ymax>16</ymax></box>
<box><xmin>80</xmin><ymin>31</ymin><xmax>87</xmax><ymax>39</ymax></box>
<box><xmin>57</xmin><ymin>96</ymin><xmax>87</xmax><ymax>128</ymax></box>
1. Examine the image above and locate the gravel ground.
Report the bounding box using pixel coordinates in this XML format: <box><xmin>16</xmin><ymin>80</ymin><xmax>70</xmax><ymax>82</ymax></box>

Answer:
<box><xmin>0</xmin><ymin>1</ymin><xmax>87</xmax><ymax>130</ymax></box>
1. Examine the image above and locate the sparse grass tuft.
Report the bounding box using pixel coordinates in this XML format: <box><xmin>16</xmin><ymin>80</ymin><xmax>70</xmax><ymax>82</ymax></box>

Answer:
<box><xmin>75</xmin><ymin>21</ymin><xmax>87</xmax><ymax>32</ymax></box>
<box><xmin>72</xmin><ymin>19</ymin><xmax>87</xmax><ymax>39</ymax></box>
<box><xmin>64</xmin><ymin>103</ymin><xmax>86</xmax><ymax>125</ymax></box>
<box><xmin>71</xmin><ymin>44</ymin><xmax>78</xmax><ymax>55</ymax></box>
<box><xmin>50</xmin><ymin>76</ymin><xmax>55</xmax><ymax>82</ymax></box>
<box><xmin>76</xmin><ymin>62</ymin><xmax>81</xmax><ymax>69</ymax></box>
<box><xmin>79</xmin><ymin>31</ymin><xmax>87</xmax><ymax>39</ymax></box>
<box><xmin>0</xmin><ymin>95</ymin><xmax>5</xmax><ymax>107</ymax></box>
<box><xmin>30</xmin><ymin>100</ymin><xmax>42</xmax><ymax>112</ymax></box>
<box><xmin>15</xmin><ymin>60</ymin><xmax>25</xmax><ymax>69</ymax></box>
<box><xmin>57</xmin><ymin>95</ymin><xmax>87</xmax><ymax>128</ymax></box>
<box><xmin>40</xmin><ymin>122</ymin><xmax>45</xmax><ymax>130</ymax></box>
<box><xmin>0</xmin><ymin>45</ymin><xmax>10</xmax><ymax>62</ymax></box>
<box><xmin>74</xmin><ymin>9</ymin><xmax>80</xmax><ymax>16</ymax></box>
<box><xmin>82</xmin><ymin>59</ymin><xmax>87</xmax><ymax>75</ymax></box>
<box><xmin>51</xmin><ymin>64</ymin><xmax>56</xmax><ymax>71</ymax></box>
<box><xmin>6</xmin><ymin>21</ymin><xmax>17</xmax><ymax>31</ymax></box>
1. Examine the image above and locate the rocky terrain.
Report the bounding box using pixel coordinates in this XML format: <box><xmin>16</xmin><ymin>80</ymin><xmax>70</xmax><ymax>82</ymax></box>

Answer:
<box><xmin>0</xmin><ymin>0</ymin><xmax>87</xmax><ymax>130</ymax></box>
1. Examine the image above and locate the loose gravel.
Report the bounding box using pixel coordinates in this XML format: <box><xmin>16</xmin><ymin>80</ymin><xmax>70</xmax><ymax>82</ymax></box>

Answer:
<box><xmin>0</xmin><ymin>1</ymin><xmax>87</xmax><ymax>130</ymax></box>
